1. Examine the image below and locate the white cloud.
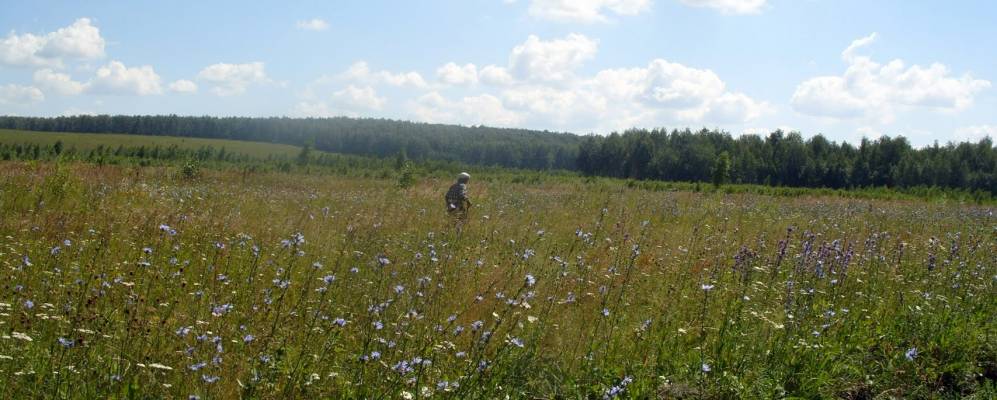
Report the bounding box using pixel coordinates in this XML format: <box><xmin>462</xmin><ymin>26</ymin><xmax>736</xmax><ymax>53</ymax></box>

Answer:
<box><xmin>955</xmin><ymin>125</ymin><xmax>997</xmax><ymax>143</ymax></box>
<box><xmin>679</xmin><ymin>0</ymin><xmax>767</xmax><ymax>14</ymax></box>
<box><xmin>501</xmin><ymin>84</ymin><xmax>608</xmax><ymax>128</ymax></box>
<box><xmin>856</xmin><ymin>126</ymin><xmax>883</xmax><ymax>140</ymax></box>
<box><xmin>197</xmin><ymin>62</ymin><xmax>268</xmax><ymax>96</ymax></box>
<box><xmin>340</xmin><ymin>61</ymin><xmax>428</xmax><ymax>88</ymax></box>
<box><xmin>792</xmin><ymin>33</ymin><xmax>991</xmax><ymax>123</ymax></box>
<box><xmin>333</xmin><ymin>85</ymin><xmax>387</xmax><ymax>110</ymax></box>
<box><xmin>292</xmin><ymin>85</ymin><xmax>387</xmax><ymax>117</ymax></box>
<box><xmin>509</xmin><ymin>34</ymin><xmax>598</xmax><ymax>82</ymax></box>
<box><xmin>292</xmin><ymin>101</ymin><xmax>337</xmax><ymax>118</ymax></box>
<box><xmin>302</xmin><ymin>33</ymin><xmax>765</xmax><ymax>132</ymax></box>
<box><xmin>742</xmin><ymin>127</ymin><xmax>770</xmax><ymax>135</ymax></box>
<box><xmin>413</xmin><ymin>92</ymin><xmax>523</xmax><ymax>127</ymax></box>
<box><xmin>89</xmin><ymin>61</ymin><xmax>163</xmax><ymax>95</ymax></box>
<box><xmin>479</xmin><ymin>65</ymin><xmax>515</xmax><ymax>86</ymax></box>
<box><xmin>168</xmin><ymin>79</ymin><xmax>198</xmax><ymax>93</ymax></box>
<box><xmin>61</xmin><ymin>107</ymin><xmax>97</xmax><ymax>116</ymax></box>
<box><xmin>0</xmin><ymin>18</ymin><xmax>105</xmax><ymax>67</ymax></box>
<box><xmin>0</xmin><ymin>84</ymin><xmax>44</xmax><ymax>104</ymax></box>
<box><xmin>436</xmin><ymin>62</ymin><xmax>479</xmax><ymax>86</ymax></box>
<box><xmin>296</xmin><ymin>18</ymin><xmax>330</xmax><ymax>31</ymax></box>
<box><xmin>583</xmin><ymin>59</ymin><xmax>770</xmax><ymax>124</ymax></box>
<box><xmin>526</xmin><ymin>0</ymin><xmax>651</xmax><ymax>23</ymax></box>
<box><xmin>699</xmin><ymin>92</ymin><xmax>770</xmax><ymax>123</ymax></box>
<box><xmin>33</xmin><ymin>69</ymin><xmax>87</xmax><ymax>95</ymax></box>
<box><xmin>842</xmin><ymin>32</ymin><xmax>877</xmax><ymax>62</ymax></box>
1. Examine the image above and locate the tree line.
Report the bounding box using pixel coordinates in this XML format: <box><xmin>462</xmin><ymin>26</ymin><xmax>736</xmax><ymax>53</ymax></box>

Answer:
<box><xmin>0</xmin><ymin>115</ymin><xmax>580</xmax><ymax>170</ymax></box>
<box><xmin>0</xmin><ymin>115</ymin><xmax>994</xmax><ymax>194</ymax></box>
<box><xmin>577</xmin><ymin>128</ymin><xmax>995</xmax><ymax>194</ymax></box>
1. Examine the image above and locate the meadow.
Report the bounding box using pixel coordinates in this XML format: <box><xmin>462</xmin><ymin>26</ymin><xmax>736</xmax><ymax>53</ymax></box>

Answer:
<box><xmin>0</xmin><ymin>161</ymin><xmax>994</xmax><ymax>399</ymax></box>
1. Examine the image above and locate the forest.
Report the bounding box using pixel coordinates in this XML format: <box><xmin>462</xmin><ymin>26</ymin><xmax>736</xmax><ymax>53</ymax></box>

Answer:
<box><xmin>0</xmin><ymin>115</ymin><xmax>994</xmax><ymax>194</ymax></box>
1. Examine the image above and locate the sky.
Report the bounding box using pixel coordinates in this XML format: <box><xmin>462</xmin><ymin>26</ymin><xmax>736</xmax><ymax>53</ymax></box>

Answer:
<box><xmin>1</xmin><ymin>0</ymin><xmax>995</xmax><ymax>146</ymax></box>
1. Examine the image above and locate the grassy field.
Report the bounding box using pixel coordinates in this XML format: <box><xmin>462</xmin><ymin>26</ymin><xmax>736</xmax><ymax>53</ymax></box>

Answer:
<box><xmin>0</xmin><ymin>129</ymin><xmax>308</xmax><ymax>159</ymax></box>
<box><xmin>0</xmin><ymin>161</ymin><xmax>994</xmax><ymax>399</ymax></box>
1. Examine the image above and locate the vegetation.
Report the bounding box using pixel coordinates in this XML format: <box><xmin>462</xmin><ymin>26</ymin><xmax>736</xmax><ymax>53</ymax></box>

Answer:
<box><xmin>577</xmin><ymin>129</ymin><xmax>997</xmax><ymax>195</ymax></box>
<box><xmin>1</xmin><ymin>129</ymin><xmax>993</xmax><ymax>204</ymax></box>
<box><xmin>0</xmin><ymin>158</ymin><xmax>994</xmax><ymax>398</ymax></box>
<box><xmin>0</xmin><ymin>129</ymin><xmax>307</xmax><ymax>159</ymax></box>
<box><xmin>2</xmin><ymin>116</ymin><xmax>994</xmax><ymax>197</ymax></box>
<box><xmin>0</xmin><ymin>115</ymin><xmax>582</xmax><ymax>170</ymax></box>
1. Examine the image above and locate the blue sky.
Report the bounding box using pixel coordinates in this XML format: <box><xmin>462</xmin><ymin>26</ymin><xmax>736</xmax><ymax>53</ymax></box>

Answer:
<box><xmin>1</xmin><ymin>0</ymin><xmax>995</xmax><ymax>146</ymax></box>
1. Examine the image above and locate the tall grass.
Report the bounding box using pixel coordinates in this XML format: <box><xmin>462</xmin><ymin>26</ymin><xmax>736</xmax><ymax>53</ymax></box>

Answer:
<box><xmin>0</xmin><ymin>161</ymin><xmax>994</xmax><ymax>398</ymax></box>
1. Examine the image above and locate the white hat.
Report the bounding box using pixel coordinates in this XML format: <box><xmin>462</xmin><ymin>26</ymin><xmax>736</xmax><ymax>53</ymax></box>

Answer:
<box><xmin>458</xmin><ymin>172</ymin><xmax>471</xmax><ymax>182</ymax></box>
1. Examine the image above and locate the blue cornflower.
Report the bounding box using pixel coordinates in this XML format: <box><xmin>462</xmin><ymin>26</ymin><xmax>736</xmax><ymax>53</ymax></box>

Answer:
<box><xmin>211</xmin><ymin>303</ymin><xmax>233</xmax><ymax>317</ymax></box>
<box><xmin>58</xmin><ymin>337</ymin><xmax>74</xmax><ymax>348</ymax></box>
<box><xmin>905</xmin><ymin>347</ymin><xmax>918</xmax><ymax>361</ymax></box>
<box><xmin>525</xmin><ymin>274</ymin><xmax>536</xmax><ymax>287</ymax></box>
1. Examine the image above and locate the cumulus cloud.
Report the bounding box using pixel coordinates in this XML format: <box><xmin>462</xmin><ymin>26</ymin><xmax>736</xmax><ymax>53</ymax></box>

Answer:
<box><xmin>292</xmin><ymin>84</ymin><xmax>387</xmax><ymax>117</ymax></box>
<box><xmin>436</xmin><ymin>63</ymin><xmax>479</xmax><ymax>86</ymax></box>
<box><xmin>198</xmin><ymin>62</ymin><xmax>268</xmax><ymax>96</ymax></box>
<box><xmin>296</xmin><ymin>18</ymin><xmax>330</xmax><ymax>31</ymax></box>
<box><xmin>168</xmin><ymin>79</ymin><xmax>198</xmax><ymax>93</ymax></box>
<box><xmin>509</xmin><ymin>34</ymin><xmax>598</xmax><ymax>82</ymax></box>
<box><xmin>413</xmin><ymin>92</ymin><xmax>523</xmax><ymax>127</ymax></box>
<box><xmin>679</xmin><ymin>0</ymin><xmax>767</xmax><ymax>14</ymax></box>
<box><xmin>582</xmin><ymin>59</ymin><xmax>770</xmax><ymax>124</ymax></box>
<box><xmin>0</xmin><ymin>18</ymin><xmax>105</xmax><ymax>67</ymax></box>
<box><xmin>526</xmin><ymin>0</ymin><xmax>651</xmax><ymax>23</ymax></box>
<box><xmin>292</xmin><ymin>101</ymin><xmax>338</xmax><ymax>118</ymax></box>
<box><xmin>333</xmin><ymin>85</ymin><xmax>387</xmax><ymax>110</ymax></box>
<box><xmin>314</xmin><ymin>33</ymin><xmax>766</xmax><ymax>132</ymax></box>
<box><xmin>340</xmin><ymin>61</ymin><xmax>428</xmax><ymax>88</ymax></box>
<box><xmin>89</xmin><ymin>61</ymin><xmax>163</xmax><ymax>95</ymax></box>
<box><xmin>479</xmin><ymin>65</ymin><xmax>515</xmax><ymax>86</ymax></box>
<box><xmin>0</xmin><ymin>84</ymin><xmax>44</xmax><ymax>104</ymax></box>
<box><xmin>33</xmin><ymin>69</ymin><xmax>87</xmax><ymax>95</ymax></box>
<box><xmin>792</xmin><ymin>33</ymin><xmax>991</xmax><ymax>123</ymax></box>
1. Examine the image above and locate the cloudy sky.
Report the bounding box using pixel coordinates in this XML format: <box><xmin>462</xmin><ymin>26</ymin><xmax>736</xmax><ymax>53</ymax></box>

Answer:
<box><xmin>1</xmin><ymin>0</ymin><xmax>995</xmax><ymax>145</ymax></box>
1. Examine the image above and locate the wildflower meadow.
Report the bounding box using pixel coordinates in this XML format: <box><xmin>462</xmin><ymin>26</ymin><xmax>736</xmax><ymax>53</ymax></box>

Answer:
<box><xmin>0</xmin><ymin>162</ymin><xmax>994</xmax><ymax>398</ymax></box>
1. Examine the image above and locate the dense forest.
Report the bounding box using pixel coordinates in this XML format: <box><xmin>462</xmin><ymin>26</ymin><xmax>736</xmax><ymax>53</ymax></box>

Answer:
<box><xmin>578</xmin><ymin>128</ymin><xmax>996</xmax><ymax>194</ymax></box>
<box><xmin>1</xmin><ymin>115</ymin><xmax>994</xmax><ymax>194</ymax></box>
<box><xmin>0</xmin><ymin>115</ymin><xmax>579</xmax><ymax>170</ymax></box>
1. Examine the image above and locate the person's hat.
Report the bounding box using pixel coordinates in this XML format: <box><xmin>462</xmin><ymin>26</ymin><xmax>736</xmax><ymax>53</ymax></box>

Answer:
<box><xmin>458</xmin><ymin>172</ymin><xmax>471</xmax><ymax>182</ymax></box>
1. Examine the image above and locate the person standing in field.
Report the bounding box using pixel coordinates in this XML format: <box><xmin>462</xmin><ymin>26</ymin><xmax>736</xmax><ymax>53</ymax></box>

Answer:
<box><xmin>445</xmin><ymin>172</ymin><xmax>472</xmax><ymax>219</ymax></box>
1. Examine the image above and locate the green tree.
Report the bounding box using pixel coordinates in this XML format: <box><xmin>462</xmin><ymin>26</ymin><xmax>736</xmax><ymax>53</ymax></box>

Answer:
<box><xmin>712</xmin><ymin>151</ymin><xmax>731</xmax><ymax>187</ymax></box>
<box><xmin>297</xmin><ymin>144</ymin><xmax>312</xmax><ymax>166</ymax></box>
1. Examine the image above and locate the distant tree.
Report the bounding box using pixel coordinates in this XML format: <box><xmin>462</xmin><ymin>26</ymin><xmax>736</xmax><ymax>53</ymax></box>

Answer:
<box><xmin>394</xmin><ymin>150</ymin><xmax>408</xmax><ymax>171</ymax></box>
<box><xmin>297</xmin><ymin>144</ymin><xmax>311</xmax><ymax>166</ymax></box>
<box><xmin>712</xmin><ymin>151</ymin><xmax>731</xmax><ymax>187</ymax></box>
